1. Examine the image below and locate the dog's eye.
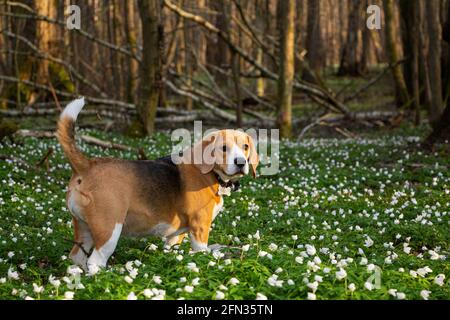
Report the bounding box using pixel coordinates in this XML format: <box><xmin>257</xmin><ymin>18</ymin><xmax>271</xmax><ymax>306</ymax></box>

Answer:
<box><xmin>243</xmin><ymin>144</ymin><xmax>249</xmax><ymax>151</ymax></box>
<box><xmin>222</xmin><ymin>145</ymin><xmax>227</xmax><ymax>152</ymax></box>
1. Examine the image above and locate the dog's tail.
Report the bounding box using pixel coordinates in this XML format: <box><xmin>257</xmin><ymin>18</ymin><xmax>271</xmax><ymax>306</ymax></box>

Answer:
<box><xmin>57</xmin><ymin>97</ymin><xmax>90</xmax><ymax>174</ymax></box>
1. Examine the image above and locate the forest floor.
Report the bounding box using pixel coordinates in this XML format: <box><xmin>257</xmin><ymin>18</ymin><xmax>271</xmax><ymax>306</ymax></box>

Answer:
<box><xmin>0</xmin><ymin>124</ymin><xmax>448</xmax><ymax>300</ymax></box>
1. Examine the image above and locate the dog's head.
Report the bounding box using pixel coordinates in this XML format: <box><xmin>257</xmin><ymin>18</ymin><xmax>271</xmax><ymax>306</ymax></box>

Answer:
<box><xmin>191</xmin><ymin>129</ymin><xmax>259</xmax><ymax>181</ymax></box>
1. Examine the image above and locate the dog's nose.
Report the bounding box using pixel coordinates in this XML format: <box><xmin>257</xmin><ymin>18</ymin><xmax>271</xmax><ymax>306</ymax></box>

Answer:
<box><xmin>234</xmin><ymin>157</ymin><xmax>246</xmax><ymax>168</ymax></box>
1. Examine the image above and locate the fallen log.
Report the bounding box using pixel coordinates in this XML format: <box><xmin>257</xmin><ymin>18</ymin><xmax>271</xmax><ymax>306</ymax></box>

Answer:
<box><xmin>13</xmin><ymin>129</ymin><xmax>147</xmax><ymax>159</ymax></box>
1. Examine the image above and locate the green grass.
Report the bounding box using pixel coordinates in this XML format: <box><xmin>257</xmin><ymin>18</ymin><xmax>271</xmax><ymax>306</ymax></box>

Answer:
<box><xmin>0</xmin><ymin>126</ymin><xmax>448</xmax><ymax>300</ymax></box>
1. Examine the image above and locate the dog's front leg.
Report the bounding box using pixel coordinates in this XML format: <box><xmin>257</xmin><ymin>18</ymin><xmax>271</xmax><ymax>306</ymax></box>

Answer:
<box><xmin>189</xmin><ymin>208</ymin><xmax>213</xmax><ymax>252</ymax></box>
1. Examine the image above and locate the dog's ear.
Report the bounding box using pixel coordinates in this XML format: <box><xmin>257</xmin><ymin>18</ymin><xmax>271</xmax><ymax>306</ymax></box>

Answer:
<box><xmin>192</xmin><ymin>133</ymin><xmax>217</xmax><ymax>174</ymax></box>
<box><xmin>247</xmin><ymin>135</ymin><xmax>259</xmax><ymax>178</ymax></box>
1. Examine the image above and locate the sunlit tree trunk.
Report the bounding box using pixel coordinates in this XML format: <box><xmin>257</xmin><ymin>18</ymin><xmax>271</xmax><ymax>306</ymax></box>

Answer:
<box><xmin>277</xmin><ymin>0</ymin><xmax>296</xmax><ymax>138</ymax></box>
<box><xmin>137</xmin><ymin>0</ymin><xmax>163</xmax><ymax>135</ymax></box>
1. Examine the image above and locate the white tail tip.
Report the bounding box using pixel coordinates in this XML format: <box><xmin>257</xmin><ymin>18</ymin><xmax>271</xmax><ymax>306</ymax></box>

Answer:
<box><xmin>60</xmin><ymin>97</ymin><xmax>85</xmax><ymax>121</ymax></box>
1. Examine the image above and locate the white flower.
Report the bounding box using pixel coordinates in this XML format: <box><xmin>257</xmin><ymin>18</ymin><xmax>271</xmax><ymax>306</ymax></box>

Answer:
<box><xmin>187</xmin><ymin>262</ymin><xmax>199</xmax><ymax>272</ymax></box>
<box><xmin>124</xmin><ymin>276</ymin><xmax>133</xmax><ymax>284</ymax></box>
<box><xmin>64</xmin><ymin>291</ymin><xmax>74</xmax><ymax>300</ymax></box>
<box><xmin>256</xmin><ymin>293</ymin><xmax>267</xmax><ymax>300</ymax></box>
<box><xmin>212</xmin><ymin>250</ymin><xmax>225</xmax><ymax>260</ymax></box>
<box><xmin>229</xmin><ymin>278</ymin><xmax>240</xmax><ymax>285</ymax></box>
<box><xmin>364</xmin><ymin>282</ymin><xmax>373</xmax><ymax>291</ymax></box>
<box><xmin>417</xmin><ymin>266</ymin><xmax>432</xmax><ymax>277</ymax></box>
<box><xmin>307</xmin><ymin>292</ymin><xmax>317</xmax><ymax>300</ymax></box>
<box><xmin>335</xmin><ymin>269</ymin><xmax>347</xmax><ymax>280</ymax></box>
<box><xmin>367</xmin><ymin>264</ymin><xmax>376</xmax><ymax>271</ymax></box>
<box><xmin>364</xmin><ymin>236</ymin><xmax>374</xmax><ymax>247</ymax></box>
<box><xmin>314</xmin><ymin>275</ymin><xmax>323</xmax><ymax>283</ymax></box>
<box><xmin>267</xmin><ymin>274</ymin><xmax>283</xmax><ymax>287</ymax></box>
<box><xmin>184</xmin><ymin>285</ymin><xmax>194</xmax><ymax>293</ymax></box>
<box><xmin>434</xmin><ymin>274</ymin><xmax>445</xmax><ymax>286</ymax></box>
<box><xmin>305</xmin><ymin>244</ymin><xmax>316</xmax><ymax>256</ymax></box>
<box><xmin>127</xmin><ymin>292</ymin><xmax>137</xmax><ymax>300</ymax></box>
<box><xmin>420</xmin><ymin>290</ymin><xmax>431</xmax><ymax>300</ymax></box>
<box><xmin>7</xmin><ymin>268</ymin><xmax>19</xmax><ymax>280</ymax></box>
<box><xmin>153</xmin><ymin>275</ymin><xmax>162</xmax><ymax>285</ymax></box>
<box><xmin>396</xmin><ymin>292</ymin><xmax>406</xmax><ymax>300</ymax></box>
<box><xmin>25</xmin><ymin>296</ymin><xmax>34</xmax><ymax>300</ymax></box>
<box><xmin>258</xmin><ymin>250</ymin><xmax>268</xmax><ymax>257</ymax></box>
<box><xmin>143</xmin><ymin>289</ymin><xmax>154</xmax><ymax>298</ymax></box>
<box><xmin>348</xmin><ymin>283</ymin><xmax>356</xmax><ymax>292</ymax></box>
<box><xmin>208</xmin><ymin>261</ymin><xmax>216</xmax><ymax>267</ymax></box>
<box><xmin>176</xmin><ymin>255</ymin><xmax>183</xmax><ymax>261</ymax></box>
<box><xmin>215</xmin><ymin>291</ymin><xmax>225</xmax><ymax>300</ymax></box>
<box><xmin>241</xmin><ymin>244</ymin><xmax>250</xmax><ymax>252</ymax></box>
<box><xmin>148</xmin><ymin>244</ymin><xmax>158</xmax><ymax>251</ymax></box>
<box><xmin>191</xmin><ymin>277</ymin><xmax>200</xmax><ymax>286</ymax></box>
<box><xmin>67</xmin><ymin>265</ymin><xmax>83</xmax><ymax>277</ymax></box>
<box><xmin>49</xmin><ymin>275</ymin><xmax>61</xmax><ymax>288</ymax></box>
<box><xmin>295</xmin><ymin>256</ymin><xmax>304</xmax><ymax>264</ymax></box>
<box><xmin>33</xmin><ymin>283</ymin><xmax>44</xmax><ymax>294</ymax></box>
<box><xmin>307</xmin><ymin>281</ymin><xmax>319</xmax><ymax>293</ymax></box>
<box><xmin>360</xmin><ymin>257</ymin><xmax>368</xmax><ymax>265</ymax></box>
<box><xmin>388</xmin><ymin>289</ymin><xmax>397</xmax><ymax>297</ymax></box>
<box><xmin>129</xmin><ymin>268</ymin><xmax>138</xmax><ymax>279</ymax></box>
<box><xmin>0</xmin><ymin>278</ymin><xmax>6</xmax><ymax>284</ymax></box>
<box><xmin>7</xmin><ymin>251</ymin><xmax>14</xmax><ymax>258</ymax></box>
<box><xmin>292</xmin><ymin>235</ymin><xmax>298</xmax><ymax>241</ymax></box>
<box><xmin>409</xmin><ymin>270</ymin><xmax>417</xmax><ymax>278</ymax></box>
<box><xmin>428</xmin><ymin>250</ymin><xmax>440</xmax><ymax>260</ymax></box>
<box><xmin>268</xmin><ymin>243</ymin><xmax>278</xmax><ymax>251</ymax></box>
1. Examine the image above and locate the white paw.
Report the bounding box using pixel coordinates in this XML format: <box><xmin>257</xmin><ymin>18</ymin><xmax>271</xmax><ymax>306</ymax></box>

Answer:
<box><xmin>87</xmin><ymin>249</ymin><xmax>107</xmax><ymax>270</ymax></box>
<box><xmin>70</xmin><ymin>250</ymin><xmax>88</xmax><ymax>271</ymax></box>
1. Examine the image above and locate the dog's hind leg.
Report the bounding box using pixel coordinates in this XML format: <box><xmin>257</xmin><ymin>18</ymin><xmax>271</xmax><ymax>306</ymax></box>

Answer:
<box><xmin>86</xmin><ymin>216</ymin><xmax>123</xmax><ymax>270</ymax></box>
<box><xmin>70</xmin><ymin>218</ymin><xmax>94</xmax><ymax>270</ymax></box>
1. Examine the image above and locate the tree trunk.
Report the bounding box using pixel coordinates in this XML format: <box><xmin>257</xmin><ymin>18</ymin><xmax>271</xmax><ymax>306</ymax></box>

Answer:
<box><xmin>137</xmin><ymin>0</ymin><xmax>163</xmax><ymax>135</ymax></box>
<box><xmin>305</xmin><ymin>0</ymin><xmax>324</xmax><ymax>73</ymax></box>
<box><xmin>338</xmin><ymin>0</ymin><xmax>363</xmax><ymax>76</ymax></box>
<box><xmin>426</xmin><ymin>0</ymin><xmax>444</xmax><ymax>127</ymax></box>
<box><xmin>383</xmin><ymin>0</ymin><xmax>409</xmax><ymax>107</ymax></box>
<box><xmin>277</xmin><ymin>0</ymin><xmax>296</xmax><ymax>138</ymax></box>
<box><xmin>124</xmin><ymin>0</ymin><xmax>138</xmax><ymax>104</ymax></box>
<box><xmin>399</xmin><ymin>0</ymin><xmax>421</xmax><ymax>125</ymax></box>
<box><xmin>423</xmin><ymin>0</ymin><xmax>450</xmax><ymax>147</ymax></box>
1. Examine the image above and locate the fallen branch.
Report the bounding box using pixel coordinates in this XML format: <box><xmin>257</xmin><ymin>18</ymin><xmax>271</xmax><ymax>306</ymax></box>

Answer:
<box><xmin>344</xmin><ymin>59</ymin><xmax>407</xmax><ymax>103</ymax></box>
<box><xmin>35</xmin><ymin>147</ymin><xmax>54</xmax><ymax>170</ymax></box>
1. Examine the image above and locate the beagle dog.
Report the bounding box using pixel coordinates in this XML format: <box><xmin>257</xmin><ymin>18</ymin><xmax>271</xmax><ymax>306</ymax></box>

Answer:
<box><xmin>56</xmin><ymin>98</ymin><xmax>259</xmax><ymax>271</ymax></box>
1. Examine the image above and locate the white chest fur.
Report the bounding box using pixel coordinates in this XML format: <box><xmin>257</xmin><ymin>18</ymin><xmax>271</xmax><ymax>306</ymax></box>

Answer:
<box><xmin>212</xmin><ymin>197</ymin><xmax>224</xmax><ymax>221</ymax></box>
